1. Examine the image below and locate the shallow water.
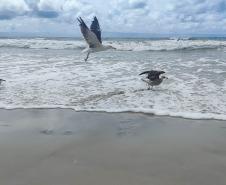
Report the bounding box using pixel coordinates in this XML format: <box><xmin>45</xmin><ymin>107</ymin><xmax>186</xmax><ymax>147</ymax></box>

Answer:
<box><xmin>0</xmin><ymin>38</ymin><xmax>226</xmax><ymax>120</ymax></box>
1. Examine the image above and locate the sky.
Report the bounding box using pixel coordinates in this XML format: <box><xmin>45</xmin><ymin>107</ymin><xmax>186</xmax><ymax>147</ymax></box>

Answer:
<box><xmin>0</xmin><ymin>0</ymin><xmax>226</xmax><ymax>37</ymax></box>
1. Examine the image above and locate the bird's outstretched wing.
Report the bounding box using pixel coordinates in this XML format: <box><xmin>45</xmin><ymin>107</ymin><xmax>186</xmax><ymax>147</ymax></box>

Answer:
<box><xmin>90</xmin><ymin>16</ymin><xmax>102</xmax><ymax>44</ymax></box>
<box><xmin>139</xmin><ymin>71</ymin><xmax>151</xmax><ymax>75</ymax></box>
<box><xmin>139</xmin><ymin>70</ymin><xmax>165</xmax><ymax>80</ymax></box>
<box><xmin>77</xmin><ymin>17</ymin><xmax>102</xmax><ymax>48</ymax></box>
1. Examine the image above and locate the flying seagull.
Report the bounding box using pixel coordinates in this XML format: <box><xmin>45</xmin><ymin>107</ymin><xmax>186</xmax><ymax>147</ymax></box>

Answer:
<box><xmin>139</xmin><ymin>70</ymin><xmax>167</xmax><ymax>90</ymax></box>
<box><xmin>0</xmin><ymin>79</ymin><xmax>5</xmax><ymax>85</ymax></box>
<box><xmin>77</xmin><ymin>16</ymin><xmax>115</xmax><ymax>61</ymax></box>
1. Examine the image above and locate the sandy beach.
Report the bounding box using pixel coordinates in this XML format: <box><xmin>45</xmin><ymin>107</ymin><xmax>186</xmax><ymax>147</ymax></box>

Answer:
<box><xmin>0</xmin><ymin>108</ymin><xmax>225</xmax><ymax>185</ymax></box>
<box><xmin>1</xmin><ymin>0</ymin><xmax>226</xmax><ymax>184</ymax></box>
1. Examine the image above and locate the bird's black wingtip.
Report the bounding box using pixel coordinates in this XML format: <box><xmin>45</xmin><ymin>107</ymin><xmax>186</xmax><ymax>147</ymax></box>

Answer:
<box><xmin>78</xmin><ymin>17</ymin><xmax>84</xmax><ymax>22</ymax></box>
<box><xmin>139</xmin><ymin>71</ymin><xmax>150</xmax><ymax>75</ymax></box>
<box><xmin>77</xmin><ymin>17</ymin><xmax>83</xmax><ymax>24</ymax></box>
<box><xmin>139</xmin><ymin>70</ymin><xmax>166</xmax><ymax>76</ymax></box>
<box><xmin>77</xmin><ymin>17</ymin><xmax>88</xmax><ymax>28</ymax></box>
<box><xmin>77</xmin><ymin>17</ymin><xmax>81</xmax><ymax>24</ymax></box>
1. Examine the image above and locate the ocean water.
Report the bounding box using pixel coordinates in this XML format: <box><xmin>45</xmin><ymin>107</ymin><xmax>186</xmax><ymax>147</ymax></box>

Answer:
<box><xmin>0</xmin><ymin>37</ymin><xmax>226</xmax><ymax>120</ymax></box>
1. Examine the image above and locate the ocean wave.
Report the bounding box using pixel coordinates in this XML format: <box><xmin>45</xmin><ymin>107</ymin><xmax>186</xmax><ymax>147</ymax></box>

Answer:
<box><xmin>0</xmin><ymin>38</ymin><xmax>226</xmax><ymax>120</ymax></box>
<box><xmin>0</xmin><ymin>106</ymin><xmax>226</xmax><ymax>120</ymax></box>
<box><xmin>0</xmin><ymin>38</ymin><xmax>86</xmax><ymax>50</ymax></box>
<box><xmin>151</xmin><ymin>45</ymin><xmax>225</xmax><ymax>51</ymax></box>
<box><xmin>0</xmin><ymin>38</ymin><xmax>226</xmax><ymax>51</ymax></box>
<box><xmin>88</xmin><ymin>108</ymin><xmax>226</xmax><ymax>120</ymax></box>
<box><xmin>108</xmin><ymin>40</ymin><xmax>226</xmax><ymax>51</ymax></box>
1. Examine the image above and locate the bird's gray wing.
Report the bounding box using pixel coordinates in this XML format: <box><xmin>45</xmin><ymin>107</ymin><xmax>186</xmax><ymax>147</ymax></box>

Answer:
<box><xmin>148</xmin><ymin>71</ymin><xmax>165</xmax><ymax>80</ymax></box>
<box><xmin>77</xmin><ymin>17</ymin><xmax>102</xmax><ymax>48</ymax></box>
<box><xmin>139</xmin><ymin>71</ymin><xmax>151</xmax><ymax>75</ymax></box>
<box><xmin>140</xmin><ymin>70</ymin><xmax>165</xmax><ymax>80</ymax></box>
<box><xmin>155</xmin><ymin>71</ymin><xmax>165</xmax><ymax>76</ymax></box>
<box><xmin>90</xmin><ymin>16</ymin><xmax>102</xmax><ymax>43</ymax></box>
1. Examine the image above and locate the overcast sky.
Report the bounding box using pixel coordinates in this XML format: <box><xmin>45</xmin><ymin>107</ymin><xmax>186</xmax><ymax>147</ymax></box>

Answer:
<box><xmin>0</xmin><ymin>0</ymin><xmax>226</xmax><ymax>36</ymax></box>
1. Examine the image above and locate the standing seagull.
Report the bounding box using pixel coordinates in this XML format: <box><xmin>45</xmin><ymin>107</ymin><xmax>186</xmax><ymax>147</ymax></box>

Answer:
<box><xmin>0</xmin><ymin>79</ymin><xmax>5</xmax><ymax>85</ymax></box>
<box><xmin>139</xmin><ymin>70</ymin><xmax>167</xmax><ymax>90</ymax></box>
<box><xmin>77</xmin><ymin>16</ymin><xmax>115</xmax><ymax>61</ymax></box>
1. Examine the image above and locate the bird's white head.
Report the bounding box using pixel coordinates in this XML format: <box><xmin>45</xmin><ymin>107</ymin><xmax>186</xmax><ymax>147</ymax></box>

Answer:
<box><xmin>160</xmin><ymin>76</ymin><xmax>168</xmax><ymax>80</ymax></box>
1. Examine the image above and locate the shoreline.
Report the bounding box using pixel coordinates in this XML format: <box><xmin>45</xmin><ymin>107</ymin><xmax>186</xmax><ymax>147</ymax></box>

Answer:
<box><xmin>0</xmin><ymin>108</ymin><xmax>226</xmax><ymax>185</ymax></box>
<box><xmin>0</xmin><ymin>107</ymin><xmax>226</xmax><ymax>121</ymax></box>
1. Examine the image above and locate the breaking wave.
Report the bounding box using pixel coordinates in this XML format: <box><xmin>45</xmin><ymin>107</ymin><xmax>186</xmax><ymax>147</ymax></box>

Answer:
<box><xmin>1</xmin><ymin>37</ymin><xmax>226</xmax><ymax>121</ymax></box>
<box><xmin>0</xmin><ymin>38</ymin><xmax>226</xmax><ymax>51</ymax></box>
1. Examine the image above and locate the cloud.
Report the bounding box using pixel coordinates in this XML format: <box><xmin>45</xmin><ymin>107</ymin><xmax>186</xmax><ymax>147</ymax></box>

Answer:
<box><xmin>128</xmin><ymin>0</ymin><xmax>147</xmax><ymax>9</ymax></box>
<box><xmin>35</xmin><ymin>11</ymin><xmax>59</xmax><ymax>18</ymax></box>
<box><xmin>37</xmin><ymin>0</ymin><xmax>62</xmax><ymax>11</ymax></box>
<box><xmin>0</xmin><ymin>0</ymin><xmax>226</xmax><ymax>34</ymax></box>
<box><xmin>0</xmin><ymin>0</ymin><xmax>94</xmax><ymax>20</ymax></box>
<box><xmin>113</xmin><ymin>0</ymin><xmax>147</xmax><ymax>9</ymax></box>
<box><xmin>60</xmin><ymin>0</ymin><xmax>94</xmax><ymax>23</ymax></box>
<box><xmin>105</xmin><ymin>0</ymin><xmax>226</xmax><ymax>33</ymax></box>
<box><xmin>167</xmin><ymin>0</ymin><xmax>226</xmax><ymax>32</ymax></box>
<box><xmin>0</xmin><ymin>0</ymin><xmax>30</xmax><ymax>19</ymax></box>
<box><xmin>34</xmin><ymin>0</ymin><xmax>94</xmax><ymax>21</ymax></box>
<box><xmin>33</xmin><ymin>0</ymin><xmax>61</xmax><ymax>18</ymax></box>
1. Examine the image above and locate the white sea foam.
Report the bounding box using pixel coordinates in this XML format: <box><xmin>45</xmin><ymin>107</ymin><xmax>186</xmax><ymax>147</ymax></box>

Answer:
<box><xmin>0</xmin><ymin>106</ymin><xmax>226</xmax><ymax>120</ymax></box>
<box><xmin>0</xmin><ymin>38</ymin><xmax>226</xmax><ymax>51</ymax></box>
<box><xmin>80</xmin><ymin>108</ymin><xmax>226</xmax><ymax>120</ymax></box>
<box><xmin>0</xmin><ymin>38</ymin><xmax>226</xmax><ymax>120</ymax></box>
<box><xmin>0</xmin><ymin>38</ymin><xmax>86</xmax><ymax>50</ymax></box>
<box><xmin>107</xmin><ymin>40</ymin><xmax>226</xmax><ymax>51</ymax></box>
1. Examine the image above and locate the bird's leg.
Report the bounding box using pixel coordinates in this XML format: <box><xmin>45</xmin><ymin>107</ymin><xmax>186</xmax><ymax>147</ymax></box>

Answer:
<box><xmin>147</xmin><ymin>84</ymin><xmax>151</xmax><ymax>90</ymax></box>
<box><xmin>84</xmin><ymin>52</ymin><xmax>90</xmax><ymax>62</ymax></box>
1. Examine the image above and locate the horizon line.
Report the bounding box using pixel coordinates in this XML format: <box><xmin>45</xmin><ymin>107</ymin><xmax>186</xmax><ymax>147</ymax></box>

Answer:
<box><xmin>0</xmin><ymin>32</ymin><xmax>226</xmax><ymax>39</ymax></box>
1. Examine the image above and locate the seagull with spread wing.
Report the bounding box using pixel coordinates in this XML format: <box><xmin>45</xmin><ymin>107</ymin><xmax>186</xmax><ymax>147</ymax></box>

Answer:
<box><xmin>77</xmin><ymin>16</ymin><xmax>115</xmax><ymax>61</ymax></box>
<box><xmin>139</xmin><ymin>70</ymin><xmax>168</xmax><ymax>90</ymax></box>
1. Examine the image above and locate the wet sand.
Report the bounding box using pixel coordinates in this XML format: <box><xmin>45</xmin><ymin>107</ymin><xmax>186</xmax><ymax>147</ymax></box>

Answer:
<box><xmin>0</xmin><ymin>108</ymin><xmax>226</xmax><ymax>185</ymax></box>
